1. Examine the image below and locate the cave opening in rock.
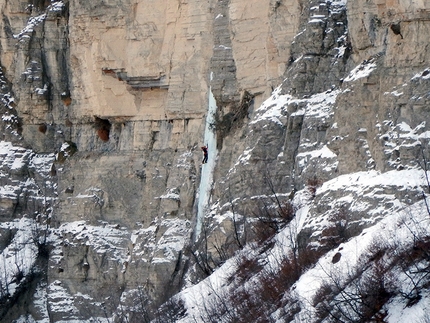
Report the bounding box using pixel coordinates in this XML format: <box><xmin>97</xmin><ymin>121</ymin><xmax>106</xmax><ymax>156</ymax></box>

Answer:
<box><xmin>94</xmin><ymin>116</ymin><xmax>111</xmax><ymax>142</ymax></box>
<box><xmin>390</xmin><ymin>23</ymin><xmax>403</xmax><ymax>38</ymax></box>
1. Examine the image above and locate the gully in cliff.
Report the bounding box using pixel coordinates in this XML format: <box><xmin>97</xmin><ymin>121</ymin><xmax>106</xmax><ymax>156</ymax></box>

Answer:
<box><xmin>201</xmin><ymin>145</ymin><xmax>208</xmax><ymax>164</ymax></box>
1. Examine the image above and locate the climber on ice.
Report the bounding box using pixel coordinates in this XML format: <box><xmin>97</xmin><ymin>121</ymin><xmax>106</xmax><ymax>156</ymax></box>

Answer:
<box><xmin>201</xmin><ymin>145</ymin><xmax>208</xmax><ymax>164</ymax></box>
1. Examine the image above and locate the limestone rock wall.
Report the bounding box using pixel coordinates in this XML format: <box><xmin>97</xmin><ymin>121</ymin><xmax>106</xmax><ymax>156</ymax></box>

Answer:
<box><xmin>2</xmin><ymin>0</ymin><xmax>430</xmax><ymax>321</ymax></box>
<box><xmin>0</xmin><ymin>0</ymin><xmax>301</xmax><ymax>320</ymax></box>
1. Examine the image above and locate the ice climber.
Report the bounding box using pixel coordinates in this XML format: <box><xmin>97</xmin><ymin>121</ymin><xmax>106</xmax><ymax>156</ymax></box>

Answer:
<box><xmin>201</xmin><ymin>145</ymin><xmax>208</xmax><ymax>164</ymax></box>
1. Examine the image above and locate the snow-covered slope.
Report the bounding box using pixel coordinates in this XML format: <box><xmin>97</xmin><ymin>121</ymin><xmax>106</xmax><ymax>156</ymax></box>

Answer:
<box><xmin>176</xmin><ymin>169</ymin><xmax>430</xmax><ymax>322</ymax></box>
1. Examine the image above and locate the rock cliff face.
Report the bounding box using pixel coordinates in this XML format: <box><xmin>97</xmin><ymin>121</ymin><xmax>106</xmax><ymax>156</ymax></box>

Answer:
<box><xmin>1</xmin><ymin>0</ymin><xmax>430</xmax><ymax>322</ymax></box>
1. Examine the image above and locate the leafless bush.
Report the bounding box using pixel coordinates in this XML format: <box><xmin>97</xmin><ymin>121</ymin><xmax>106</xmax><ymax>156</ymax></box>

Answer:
<box><xmin>190</xmin><ymin>224</ymin><xmax>215</xmax><ymax>278</ymax></box>
<box><xmin>227</xmin><ymin>253</ymin><xmax>305</xmax><ymax>323</ymax></box>
<box><xmin>377</xmin><ymin>212</ymin><xmax>430</xmax><ymax>306</ymax></box>
<box><xmin>359</xmin><ymin>260</ymin><xmax>394</xmax><ymax>320</ymax></box>
<box><xmin>228</xmin><ymin>196</ymin><xmax>246</xmax><ymax>250</ymax></box>
<box><xmin>307</xmin><ymin>176</ymin><xmax>323</xmax><ymax>197</ymax></box>
<box><xmin>253</xmin><ymin>216</ymin><xmax>279</xmax><ymax>244</ymax></box>
<box><xmin>195</xmin><ymin>280</ymin><xmax>239</xmax><ymax>323</ymax></box>
<box><xmin>297</xmin><ymin>246</ymin><xmax>325</xmax><ymax>273</ymax></box>
<box><xmin>320</xmin><ymin>208</ymin><xmax>351</xmax><ymax>250</ymax></box>
<box><xmin>253</xmin><ymin>200</ymin><xmax>296</xmax><ymax>245</ymax></box>
<box><xmin>232</xmin><ymin>246</ymin><xmax>320</xmax><ymax>320</ymax></box>
<box><xmin>192</xmin><ymin>208</ymin><xmax>248</xmax><ymax>280</ymax></box>
<box><xmin>391</xmin><ymin>235</ymin><xmax>430</xmax><ymax>306</ymax></box>
<box><xmin>315</xmin><ymin>239</ymin><xmax>397</xmax><ymax>322</ymax></box>
<box><xmin>210</xmin><ymin>208</ymin><xmax>247</xmax><ymax>267</ymax></box>
<box><xmin>235</xmin><ymin>254</ymin><xmax>263</xmax><ymax>283</ymax></box>
<box><xmin>154</xmin><ymin>297</ymin><xmax>187</xmax><ymax>323</ymax></box>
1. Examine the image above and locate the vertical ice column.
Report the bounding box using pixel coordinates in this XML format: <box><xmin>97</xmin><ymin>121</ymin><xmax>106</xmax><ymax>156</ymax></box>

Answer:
<box><xmin>195</xmin><ymin>72</ymin><xmax>218</xmax><ymax>241</ymax></box>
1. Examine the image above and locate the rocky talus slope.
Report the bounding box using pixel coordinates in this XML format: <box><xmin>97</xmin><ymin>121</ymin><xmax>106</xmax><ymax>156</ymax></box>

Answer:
<box><xmin>1</xmin><ymin>0</ymin><xmax>430</xmax><ymax>322</ymax></box>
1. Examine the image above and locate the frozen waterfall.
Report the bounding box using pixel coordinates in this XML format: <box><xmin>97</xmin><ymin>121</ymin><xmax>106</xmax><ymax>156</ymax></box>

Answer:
<box><xmin>195</xmin><ymin>73</ymin><xmax>218</xmax><ymax>241</ymax></box>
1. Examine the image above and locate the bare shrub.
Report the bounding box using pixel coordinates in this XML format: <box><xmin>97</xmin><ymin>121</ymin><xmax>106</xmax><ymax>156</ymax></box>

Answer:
<box><xmin>190</xmin><ymin>223</ymin><xmax>215</xmax><ymax>279</ymax></box>
<box><xmin>253</xmin><ymin>217</ymin><xmax>279</xmax><ymax>244</ymax></box>
<box><xmin>307</xmin><ymin>176</ymin><xmax>323</xmax><ymax>197</ymax></box>
<box><xmin>297</xmin><ymin>246</ymin><xmax>325</xmax><ymax>273</ymax></box>
<box><xmin>358</xmin><ymin>260</ymin><xmax>394</xmax><ymax>321</ymax></box>
<box><xmin>278</xmin><ymin>200</ymin><xmax>296</xmax><ymax>224</ymax></box>
<box><xmin>235</xmin><ymin>254</ymin><xmax>263</xmax><ymax>283</ymax></box>
<box><xmin>250</xmin><ymin>174</ymin><xmax>297</xmax><ymax>245</ymax></box>
<box><xmin>320</xmin><ymin>208</ymin><xmax>350</xmax><ymax>250</ymax></box>
<box><xmin>190</xmin><ymin>247</ymin><xmax>213</xmax><ymax>278</ymax></box>
<box><xmin>409</xmin><ymin>237</ymin><xmax>430</xmax><ymax>264</ymax></box>
<box><xmin>392</xmin><ymin>235</ymin><xmax>430</xmax><ymax>305</ymax></box>
<box><xmin>154</xmin><ymin>297</ymin><xmax>187</xmax><ymax>323</ymax></box>
<box><xmin>229</xmin><ymin>289</ymin><xmax>266</xmax><ymax>323</ymax></box>
<box><xmin>196</xmin><ymin>281</ymin><xmax>238</xmax><ymax>323</ymax></box>
<box><xmin>228</xmin><ymin>254</ymin><xmax>303</xmax><ymax>323</ymax></box>
<box><xmin>253</xmin><ymin>200</ymin><xmax>296</xmax><ymax>245</ymax></box>
<box><xmin>315</xmin><ymin>244</ymin><xmax>396</xmax><ymax>322</ymax></box>
<box><xmin>314</xmin><ymin>282</ymin><xmax>337</xmax><ymax>321</ymax></box>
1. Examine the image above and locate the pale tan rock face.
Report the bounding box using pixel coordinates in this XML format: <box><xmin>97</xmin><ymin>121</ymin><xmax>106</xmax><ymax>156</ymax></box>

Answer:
<box><xmin>229</xmin><ymin>0</ymin><xmax>300</xmax><ymax>105</ymax></box>
<box><xmin>66</xmin><ymin>0</ymin><xmax>300</xmax><ymax>121</ymax></box>
<box><xmin>68</xmin><ymin>0</ymin><xmax>211</xmax><ymax>121</ymax></box>
<box><xmin>0</xmin><ymin>0</ymin><xmax>300</xmax><ymax>131</ymax></box>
